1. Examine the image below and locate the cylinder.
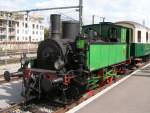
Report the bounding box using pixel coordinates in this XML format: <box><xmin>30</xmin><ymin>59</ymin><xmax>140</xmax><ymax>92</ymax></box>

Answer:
<box><xmin>62</xmin><ymin>21</ymin><xmax>80</xmax><ymax>39</ymax></box>
<box><xmin>50</xmin><ymin>14</ymin><xmax>61</xmax><ymax>39</ymax></box>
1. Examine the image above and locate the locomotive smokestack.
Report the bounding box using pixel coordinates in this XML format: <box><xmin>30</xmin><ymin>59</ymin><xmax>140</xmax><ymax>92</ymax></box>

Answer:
<box><xmin>50</xmin><ymin>14</ymin><xmax>61</xmax><ymax>39</ymax></box>
<box><xmin>62</xmin><ymin>21</ymin><xmax>80</xmax><ymax>39</ymax></box>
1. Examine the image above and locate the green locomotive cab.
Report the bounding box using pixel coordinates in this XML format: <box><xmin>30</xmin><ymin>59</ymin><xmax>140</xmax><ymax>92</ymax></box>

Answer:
<box><xmin>82</xmin><ymin>22</ymin><xmax>132</xmax><ymax>43</ymax></box>
<box><xmin>81</xmin><ymin>22</ymin><xmax>133</xmax><ymax>72</ymax></box>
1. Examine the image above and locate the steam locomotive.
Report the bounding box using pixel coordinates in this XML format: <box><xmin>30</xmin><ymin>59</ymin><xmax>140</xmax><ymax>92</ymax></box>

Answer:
<box><xmin>22</xmin><ymin>14</ymin><xmax>150</xmax><ymax>103</ymax></box>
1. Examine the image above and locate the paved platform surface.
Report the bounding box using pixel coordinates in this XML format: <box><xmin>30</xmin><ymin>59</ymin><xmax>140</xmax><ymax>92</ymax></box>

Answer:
<box><xmin>0</xmin><ymin>80</ymin><xmax>23</xmax><ymax>109</ymax></box>
<box><xmin>76</xmin><ymin>65</ymin><xmax>150</xmax><ymax>113</ymax></box>
<box><xmin>0</xmin><ymin>63</ymin><xmax>22</xmax><ymax>109</ymax></box>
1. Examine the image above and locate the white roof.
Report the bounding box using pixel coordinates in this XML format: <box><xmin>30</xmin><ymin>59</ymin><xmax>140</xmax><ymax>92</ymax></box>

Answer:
<box><xmin>115</xmin><ymin>21</ymin><xmax>150</xmax><ymax>30</ymax></box>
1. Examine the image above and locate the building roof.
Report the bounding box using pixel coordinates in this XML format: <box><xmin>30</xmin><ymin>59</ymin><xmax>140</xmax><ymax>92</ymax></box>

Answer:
<box><xmin>115</xmin><ymin>21</ymin><xmax>150</xmax><ymax>30</ymax></box>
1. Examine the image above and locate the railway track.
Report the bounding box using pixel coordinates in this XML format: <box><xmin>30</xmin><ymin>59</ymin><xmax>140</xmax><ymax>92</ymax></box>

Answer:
<box><xmin>0</xmin><ymin>79</ymin><xmax>128</xmax><ymax>113</ymax></box>
<box><xmin>0</xmin><ymin>49</ymin><xmax>37</xmax><ymax>57</ymax></box>
<box><xmin>0</xmin><ymin>62</ymin><xmax>148</xmax><ymax>113</ymax></box>
<box><xmin>0</xmin><ymin>75</ymin><xmax>21</xmax><ymax>85</ymax></box>
<box><xmin>0</xmin><ymin>103</ymin><xmax>22</xmax><ymax>113</ymax></box>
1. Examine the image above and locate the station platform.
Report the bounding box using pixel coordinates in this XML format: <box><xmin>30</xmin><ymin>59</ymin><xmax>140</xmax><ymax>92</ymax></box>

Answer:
<box><xmin>67</xmin><ymin>63</ymin><xmax>150</xmax><ymax>113</ymax></box>
<box><xmin>0</xmin><ymin>63</ymin><xmax>22</xmax><ymax>109</ymax></box>
<box><xmin>0</xmin><ymin>80</ymin><xmax>23</xmax><ymax>109</ymax></box>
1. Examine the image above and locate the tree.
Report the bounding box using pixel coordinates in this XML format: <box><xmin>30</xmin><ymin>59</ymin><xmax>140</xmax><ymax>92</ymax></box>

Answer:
<box><xmin>44</xmin><ymin>28</ymin><xmax>49</xmax><ymax>40</ymax></box>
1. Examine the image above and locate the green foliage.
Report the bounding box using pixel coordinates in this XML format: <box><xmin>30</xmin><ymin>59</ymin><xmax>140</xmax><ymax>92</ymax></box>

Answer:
<box><xmin>44</xmin><ymin>28</ymin><xmax>49</xmax><ymax>40</ymax></box>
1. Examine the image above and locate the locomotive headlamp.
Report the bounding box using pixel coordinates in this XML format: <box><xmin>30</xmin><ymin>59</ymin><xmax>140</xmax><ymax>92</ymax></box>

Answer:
<box><xmin>20</xmin><ymin>53</ymin><xmax>30</xmax><ymax>69</ymax></box>
<box><xmin>21</xmin><ymin>58</ymin><xmax>26</xmax><ymax>65</ymax></box>
<box><xmin>20</xmin><ymin>53</ymin><xmax>27</xmax><ymax>65</ymax></box>
<box><xmin>28</xmin><ymin>62</ymin><xmax>31</xmax><ymax>68</ymax></box>
<box><xmin>54</xmin><ymin>58</ymin><xmax>64</xmax><ymax>70</ymax></box>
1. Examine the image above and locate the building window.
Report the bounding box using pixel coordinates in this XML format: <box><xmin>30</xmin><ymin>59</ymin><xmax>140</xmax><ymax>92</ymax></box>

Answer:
<box><xmin>0</xmin><ymin>29</ymin><xmax>2</xmax><ymax>33</ymax></box>
<box><xmin>32</xmin><ymin>31</ymin><xmax>34</xmax><ymax>34</ymax></box>
<box><xmin>137</xmin><ymin>31</ymin><xmax>141</xmax><ymax>42</ymax></box>
<box><xmin>36</xmin><ymin>25</ymin><xmax>38</xmax><ymax>29</ymax></box>
<box><xmin>22</xmin><ymin>22</ymin><xmax>24</xmax><ymax>27</ymax></box>
<box><xmin>146</xmin><ymin>32</ymin><xmax>148</xmax><ymax>42</ymax></box>
<box><xmin>17</xmin><ymin>29</ymin><xmax>19</xmax><ymax>34</ymax></box>
<box><xmin>17</xmin><ymin>37</ymin><xmax>19</xmax><ymax>40</ymax></box>
<box><xmin>40</xmin><ymin>26</ymin><xmax>42</xmax><ymax>30</ymax></box>
<box><xmin>0</xmin><ymin>20</ymin><xmax>2</xmax><ymax>26</ymax></box>
<box><xmin>33</xmin><ymin>24</ymin><xmax>35</xmax><ymax>28</ymax></box>
<box><xmin>40</xmin><ymin>26</ymin><xmax>43</xmax><ymax>30</ymax></box>
<box><xmin>9</xmin><ymin>21</ymin><xmax>12</xmax><ymax>27</ymax></box>
<box><xmin>17</xmin><ymin>22</ymin><xmax>19</xmax><ymax>27</ymax></box>
<box><xmin>36</xmin><ymin>31</ymin><xmax>38</xmax><ymax>35</ymax></box>
<box><xmin>29</xmin><ymin>36</ymin><xmax>31</xmax><ymax>42</ymax></box>
<box><xmin>25</xmin><ymin>30</ymin><xmax>28</xmax><ymax>34</ymax></box>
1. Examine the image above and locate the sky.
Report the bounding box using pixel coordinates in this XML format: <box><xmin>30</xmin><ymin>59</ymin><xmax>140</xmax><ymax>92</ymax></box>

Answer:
<box><xmin>0</xmin><ymin>0</ymin><xmax>150</xmax><ymax>27</ymax></box>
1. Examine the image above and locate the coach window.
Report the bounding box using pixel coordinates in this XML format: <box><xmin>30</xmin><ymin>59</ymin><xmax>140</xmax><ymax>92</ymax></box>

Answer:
<box><xmin>146</xmin><ymin>32</ymin><xmax>148</xmax><ymax>42</ymax></box>
<box><xmin>137</xmin><ymin>31</ymin><xmax>141</xmax><ymax>42</ymax></box>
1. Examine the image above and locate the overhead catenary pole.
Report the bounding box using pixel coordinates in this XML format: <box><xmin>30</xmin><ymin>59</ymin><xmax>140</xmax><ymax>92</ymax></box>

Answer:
<box><xmin>11</xmin><ymin>6</ymin><xmax>79</xmax><ymax>13</ymax></box>
<box><xmin>79</xmin><ymin>0</ymin><xmax>83</xmax><ymax>32</ymax></box>
<box><xmin>92</xmin><ymin>15</ymin><xmax>95</xmax><ymax>24</ymax></box>
<box><xmin>11</xmin><ymin>1</ymin><xmax>83</xmax><ymax>31</ymax></box>
<box><xmin>11</xmin><ymin>1</ymin><xmax>83</xmax><ymax>33</ymax></box>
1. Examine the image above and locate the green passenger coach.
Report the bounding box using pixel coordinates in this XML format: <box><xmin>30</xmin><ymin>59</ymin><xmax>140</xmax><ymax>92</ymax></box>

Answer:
<box><xmin>131</xmin><ymin>43</ymin><xmax>150</xmax><ymax>57</ymax></box>
<box><xmin>116</xmin><ymin>21</ymin><xmax>150</xmax><ymax>58</ymax></box>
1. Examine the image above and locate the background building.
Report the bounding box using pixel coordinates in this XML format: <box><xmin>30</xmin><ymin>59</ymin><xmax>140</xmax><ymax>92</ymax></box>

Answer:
<box><xmin>0</xmin><ymin>11</ymin><xmax>44</xmax><ymax>42</ymax></box>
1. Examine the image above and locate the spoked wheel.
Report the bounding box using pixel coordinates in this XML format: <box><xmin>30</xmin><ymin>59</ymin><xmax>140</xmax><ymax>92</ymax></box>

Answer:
<box><xmin>4</xmin><ymin>71</ymin><xmax>11</xmax><ymax>81</ymax></box>
<box><xmin>56</xmin><ymin>86</ymin><xmax>80</xmax><ymax>105</ymax></box>
<box><xmin>66</xmin><ymin>86</ymin><xmax>80</xmax><ymax>100</ymax></box>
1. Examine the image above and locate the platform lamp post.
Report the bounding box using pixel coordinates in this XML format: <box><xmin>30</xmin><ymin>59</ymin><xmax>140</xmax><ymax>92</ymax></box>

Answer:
<box><xmin>92</xmin><ymin>15</ymin><xmax>95</xmax><ymax>24</ymax></box>
<box><xmin>92</xmin><ymin>15</ymin><xmax>106</xmax><ymax>24</ymax></box>
<box><xmin>99</xmin><ymin>16</ymin><xmax>106</xmax><ymax>37</ymax></box>
<box><xmin>79</xmin><ymin>0</ymin><xmax>83</xmax><ymax>32</ymax></box>
<box><xmin>100</xmin><ymin>17</ymin><xmax>106</xmax><ymax>22</ymax></box>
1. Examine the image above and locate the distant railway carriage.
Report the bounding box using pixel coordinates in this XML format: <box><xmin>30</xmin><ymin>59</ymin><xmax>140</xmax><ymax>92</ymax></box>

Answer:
<box><xmin>115</xmin><ymin>21</ymin><xmax>150</xmax><ymax>58</ymax></box>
